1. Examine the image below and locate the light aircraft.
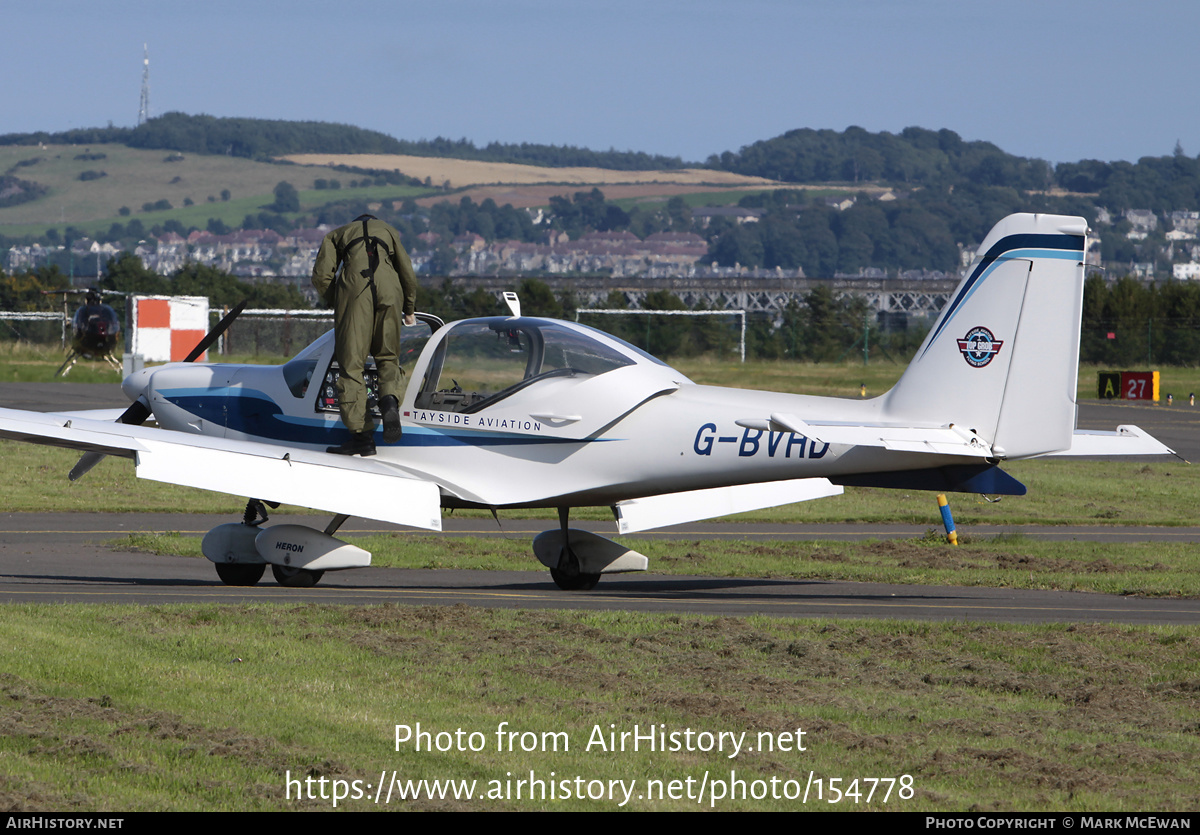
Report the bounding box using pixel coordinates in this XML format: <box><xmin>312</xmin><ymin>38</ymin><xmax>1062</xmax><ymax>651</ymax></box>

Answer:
<box><xmin>0</xmin><ymin>213</ymin><xmax>1172</xmax><ymax>590</ymax></box>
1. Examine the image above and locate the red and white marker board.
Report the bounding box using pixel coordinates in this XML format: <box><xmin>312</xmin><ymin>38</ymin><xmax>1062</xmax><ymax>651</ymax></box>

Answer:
<box><xmin>130</xmin><ymin>296</ymin><xmax>210</xmax><ymax>362</ymax></box>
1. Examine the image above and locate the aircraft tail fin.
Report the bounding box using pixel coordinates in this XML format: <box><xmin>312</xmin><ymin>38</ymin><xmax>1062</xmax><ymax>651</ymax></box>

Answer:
<box><xmin>881</xmin><ymin>213</ymin><xmax>1088</xmax><ymax>459</ymax></box>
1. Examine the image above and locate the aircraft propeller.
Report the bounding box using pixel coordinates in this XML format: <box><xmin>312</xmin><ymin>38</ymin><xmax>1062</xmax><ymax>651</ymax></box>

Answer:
<box><xmin>68</xmin><ymin>300</ymin><xmax>248</xmax><ymax>481</ymax></box>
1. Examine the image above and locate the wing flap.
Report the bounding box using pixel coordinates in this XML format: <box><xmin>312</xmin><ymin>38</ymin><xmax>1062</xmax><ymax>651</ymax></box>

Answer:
<box><xmin>135</xmin><ymin>439</ymin><xmax>442</xmax><ymax>530</ymax></box>
<box><xmin>614</xmin><ymin>477</ymin><xmax>843</xmax><ymax>534</ymax></box>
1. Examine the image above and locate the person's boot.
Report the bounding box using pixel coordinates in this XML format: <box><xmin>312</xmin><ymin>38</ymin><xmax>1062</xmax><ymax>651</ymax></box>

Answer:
<box><xmin>380</xmin><ymin>395</ymin><xmax>403</xmax><ymax>444</ymax></box>
<box><xmin>326</xmin><ymin>431</ymin><xmax>376</xmax><ymax>456</ymax></box>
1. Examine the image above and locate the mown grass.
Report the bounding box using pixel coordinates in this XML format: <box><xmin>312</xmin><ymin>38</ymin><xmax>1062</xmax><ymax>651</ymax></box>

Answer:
<box><xmin>0</xmin><ymin>605</ymin><xmax>1194</xmax><ymax>811</ymax></box>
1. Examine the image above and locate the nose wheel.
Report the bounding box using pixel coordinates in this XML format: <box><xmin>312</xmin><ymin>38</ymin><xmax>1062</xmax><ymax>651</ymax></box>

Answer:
<box><xmin>549</xmin><ymin>567</ymin><xmax>600</xmax><ymax>591</ymax></box>
<box><xmin>214</xmin><ymin>562</ymin><xmax>265</xmax><ymax>586</ymax></box>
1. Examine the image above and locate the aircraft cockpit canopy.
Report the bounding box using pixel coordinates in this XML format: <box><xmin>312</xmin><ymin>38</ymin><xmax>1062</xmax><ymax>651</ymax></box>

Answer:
<box><xmin>416</xmin><ymin>317</ymin><xmax>647</xmax><ymax>413</ymax></box>
<box><xmin>73</xmin><ymin>303</ymin><xmax>119</xmax><ymax>337</ymax></box>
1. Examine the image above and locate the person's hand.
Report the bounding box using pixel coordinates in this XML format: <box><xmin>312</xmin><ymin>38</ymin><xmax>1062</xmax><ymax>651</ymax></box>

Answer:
<box><xmin>403</xmin><ymin>313</ymin><xmax>416</xmax><ymax>326</ymax></box>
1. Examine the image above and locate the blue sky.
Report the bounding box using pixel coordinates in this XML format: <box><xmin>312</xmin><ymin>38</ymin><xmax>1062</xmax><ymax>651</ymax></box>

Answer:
<box><xmin>5</xmin><ymin>0</ymin><xmax>1196</xmax><ymax>167</ymax></box>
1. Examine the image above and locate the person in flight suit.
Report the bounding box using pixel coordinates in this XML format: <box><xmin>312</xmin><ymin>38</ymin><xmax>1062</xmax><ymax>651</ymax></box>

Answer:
<box><xmin>311</xmin><ymin>214</ymin><xmax>417</xmax><ymax>456</ymax></box>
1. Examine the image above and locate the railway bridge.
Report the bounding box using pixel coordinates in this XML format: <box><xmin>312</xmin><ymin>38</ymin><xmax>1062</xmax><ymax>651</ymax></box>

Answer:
<box><xmin>419</xmin><ymin>275</ymin><xmax>958</xmax><ymax>318</ymax></box>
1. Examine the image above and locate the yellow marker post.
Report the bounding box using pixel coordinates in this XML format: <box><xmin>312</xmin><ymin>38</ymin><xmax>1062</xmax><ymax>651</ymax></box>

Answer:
<box><xmin>937</xmin><ymin>494</ymin><xmax>958</xmax><ymax>546</ymax></box>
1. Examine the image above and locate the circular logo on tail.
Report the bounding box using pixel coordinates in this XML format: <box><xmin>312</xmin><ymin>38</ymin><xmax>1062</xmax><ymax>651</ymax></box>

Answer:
<box><xmin>956</xmin><ymin>326</ymin><xmax>1004</xmax><ymax>367</ymax></box>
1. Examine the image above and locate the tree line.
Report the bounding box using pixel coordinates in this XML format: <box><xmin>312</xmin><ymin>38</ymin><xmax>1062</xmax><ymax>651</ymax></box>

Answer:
<box><xmin>0</xmin><ymin>257</ymin><xmax>307</xmax><ymax>315</ymax></box>
<box><xmin>1080</xmin><ymin>273</ymin><xmax>1200</xmax><ymax>366</ymax></box>
<box><xmin>0</xmin><ymin>113</ymin><xmax>688</xmax><ymax>170</ymax></box>
<box><xmin>9</xmin><ymin>256</ymin><xmax>1200</xmax><ymax>368</ymax></box>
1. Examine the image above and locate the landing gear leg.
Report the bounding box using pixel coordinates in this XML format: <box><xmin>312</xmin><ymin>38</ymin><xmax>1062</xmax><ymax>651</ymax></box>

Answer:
<box><xmin>549</xmin><ymin>506</ymin><xmax>600</xmax><ymax>591</ymax></box>
<box><xmin>243</xmin><ymin>498</ymin><xmax>278</xmax><ymax>527</ymax></box>
<box><xmin>56</xmin><ymin>352</ymin><xmax>79</xmax><ymax>378</ymax></box>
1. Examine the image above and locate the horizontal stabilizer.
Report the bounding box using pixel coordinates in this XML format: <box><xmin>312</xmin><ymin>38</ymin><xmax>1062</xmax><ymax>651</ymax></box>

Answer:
<box><xmin>614</xmin><ymin>477</ymin><xmax>843</xmax><ymax>534</ymax></box>
<box><xmin>1044</xmin><ymin>425</ymin><xmax>1175</xmax><ymax>458</ymax></box>
<box><xmin>734</xmin><ymin>415</ymin><xmax>993</xmax><ymax>457</ymax></box>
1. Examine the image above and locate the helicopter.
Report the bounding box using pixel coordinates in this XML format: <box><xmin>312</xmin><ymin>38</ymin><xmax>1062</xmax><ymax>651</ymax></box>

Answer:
<box><xmin>41</xmin><ymin>288</ymin><xmax>127</xmax><ymax>377</ymax></box>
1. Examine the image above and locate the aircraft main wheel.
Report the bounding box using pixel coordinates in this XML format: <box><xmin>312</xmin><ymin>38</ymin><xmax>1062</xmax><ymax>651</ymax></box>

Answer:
<box><xmin>272</xmin><ymin>565</ymin><xmax>325</xmax><ymax>588</ymax></box>
<box><xmin>215</xmin><ymin>562</ymin><xmax>265</xmax><ymax>586</ymax></box>
<box><xmin>550</xmin><ymin>568</ymin><xmax>601</xmax><ymax>591</ymax></box>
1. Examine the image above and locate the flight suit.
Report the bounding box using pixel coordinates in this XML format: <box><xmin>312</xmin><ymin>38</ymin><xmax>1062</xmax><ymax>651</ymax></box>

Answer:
<box><xmin>311</xmin><ymin>216</ymin><xmax>417</xmax><ymax>434</ymax></box>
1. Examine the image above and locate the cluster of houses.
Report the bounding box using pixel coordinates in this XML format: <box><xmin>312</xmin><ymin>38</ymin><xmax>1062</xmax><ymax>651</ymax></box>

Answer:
<box><xmin>4</xmin><ymin>226</ymin><xmax>718</xmax><ymax>282</ymax></box>
<box><xmin>429</xmin><ymin>230</ymin><xmax>712</xmax><ymax>278</ymax></box>
<box><xmin>1093</xmin><ymin>208</ymin><xmax>1200</xmax><ymax>279</ymax></box>
<box><xmin>7</xmin><ymin>202</ymin><xmax>1200</xmax><ymax>284</ymax></box>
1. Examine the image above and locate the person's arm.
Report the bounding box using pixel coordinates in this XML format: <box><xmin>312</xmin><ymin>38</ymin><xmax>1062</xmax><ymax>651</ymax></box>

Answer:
<box><xmin>391</xmin><ymin>231</ymin><xmax>418</xmax><ymax>323</ymax></box>
<box><xmin>311</xmin><ymin>234</ymin><xmax>339</xmax><ymax>306</ymax></box>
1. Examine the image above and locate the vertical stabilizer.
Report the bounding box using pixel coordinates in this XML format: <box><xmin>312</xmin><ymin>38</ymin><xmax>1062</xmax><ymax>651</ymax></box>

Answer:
<box><xmin>882</xmin><ymin>213</ymin><xmax>1088</xmax><ymax>459</ymax></box>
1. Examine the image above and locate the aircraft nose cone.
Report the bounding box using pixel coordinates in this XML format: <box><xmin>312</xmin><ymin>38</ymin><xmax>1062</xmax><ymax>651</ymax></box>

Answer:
<box><xmin>121</xmin><ymin>366</ymin><xmax>155</xmax><ymax>402</ymax></box>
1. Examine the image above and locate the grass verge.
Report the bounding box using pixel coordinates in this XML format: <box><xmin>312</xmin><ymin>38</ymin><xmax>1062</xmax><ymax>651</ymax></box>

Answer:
<box><xmin>0</xmin><ymin>604</ymin><xmax>1194</xmax><ymax>811</ymax></box>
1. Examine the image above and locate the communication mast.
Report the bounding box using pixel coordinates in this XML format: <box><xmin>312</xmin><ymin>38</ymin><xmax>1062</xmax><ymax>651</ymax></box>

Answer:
<box><xmin>137</xmin><ymin>44</ymin><xmax>150</xmax><ymax>125</ymax></box>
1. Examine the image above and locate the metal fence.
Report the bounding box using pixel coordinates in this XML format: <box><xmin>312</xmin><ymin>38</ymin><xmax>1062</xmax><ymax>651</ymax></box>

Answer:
<box><xmin>0</xmin><ymin>307</ymin><xmax>333</xmax><ymax>358</ymax></box>
<box><xmin>0</xmin><ymin>311</ymin><xmax>67</xmax><ymax>346</ymax></box>
<box><xmin>215</xmin><ymin>309</ymin><xmax>333</xmax><ymax>358</ymax></box>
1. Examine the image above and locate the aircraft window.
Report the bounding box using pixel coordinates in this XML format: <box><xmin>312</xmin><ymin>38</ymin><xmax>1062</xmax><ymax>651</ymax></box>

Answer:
<box><xmin>415</xmin><ymin>318</ymin><xmax>633</xmax><ymax>412</ymax></box>
<box><xmin>283</xmin><ymin>334</ymin><xmax>329</xmax><ymax>399</ymax></box>
<box><xmin>572</xmin><ymin>322</ymin><xmax>674</xmax><ymax>368</ymax></box>
<box><xmin>307</xmin><ymin>318</ymin><xmax>438</xmax><ymax>411</ymax></box>
<box><xmin>538</xmin><ymin>325</ymin><xmax>636</xmax><ymax>376</ymax></box>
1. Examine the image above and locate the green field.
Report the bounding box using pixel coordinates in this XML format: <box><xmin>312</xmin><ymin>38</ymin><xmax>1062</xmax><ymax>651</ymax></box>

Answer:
<box><xmin>0</xmin><ymin>144</ymin><xmax>431</xmax><ymax>238</ymax></box>
<box><xmin>0</xmin><ymin>606</ymin><xmax>1195</xmax><ymax>811</ymax></box>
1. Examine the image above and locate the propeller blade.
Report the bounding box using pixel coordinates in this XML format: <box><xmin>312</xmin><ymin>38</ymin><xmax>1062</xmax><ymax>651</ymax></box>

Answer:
<box><xmin>68</xmin><ymin>451</ymin><xmax>106</xmax><ymax>482</ymax></box>
<box><xmin>68</xmin><ymin>299</ymin><xmax>248</xmax><ymax>481</ymax></box>
<box><xmin>184</xmin><ymin>299</ymin><xmax>247</xmax><ymax>362</ymax></box>
<box><xmin>68</xmin><ymin>398</ymin><xmax>154</xmax><ymax>480</ymax></box>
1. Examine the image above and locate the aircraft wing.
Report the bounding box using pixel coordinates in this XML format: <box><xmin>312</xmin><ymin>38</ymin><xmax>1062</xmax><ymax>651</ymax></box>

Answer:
<box><xmin>0</xmin><ymin>407</ymin><xmax>442</xmax><ymax>530</ymax></box>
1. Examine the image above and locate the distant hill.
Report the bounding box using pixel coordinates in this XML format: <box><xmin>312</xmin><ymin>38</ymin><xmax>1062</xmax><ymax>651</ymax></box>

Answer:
<box><xmin>0</xmin><ymin>113</ymin><xmax>689</xmax><ymax>171</ymax></box>
<box><xmin>710</xmin><ymin>126</ymin><xmax>1200</xmax><ymax>213</ymax></box>
<box><xmin>708</xmin><ymin>125</ymin><xmax>1054</xmax><ymax>190</ymax></box>
<box><xmin>6</xmin><ymin>115</ymin><xmax>1198</xmax><ymax>213</ymax></box>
